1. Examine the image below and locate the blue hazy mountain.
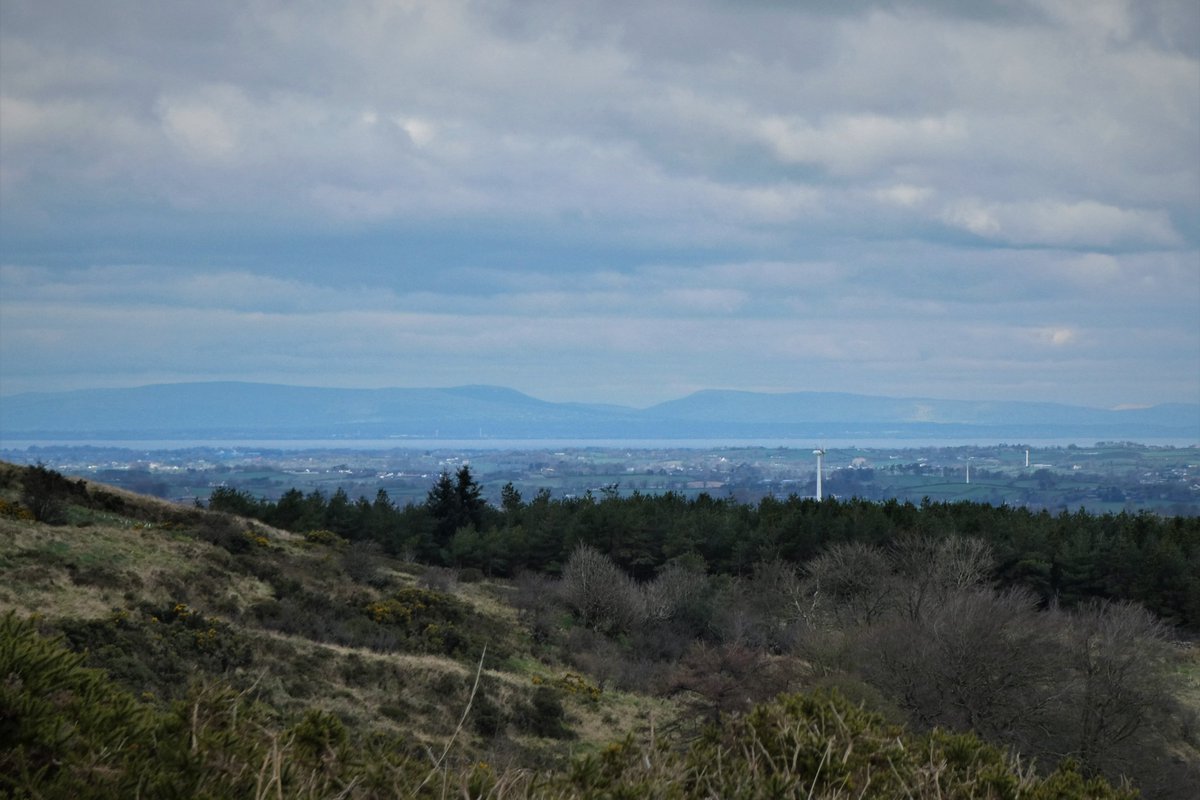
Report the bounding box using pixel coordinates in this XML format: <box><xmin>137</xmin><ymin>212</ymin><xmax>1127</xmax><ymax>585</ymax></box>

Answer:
<box><xmin>643</xmin><ymin>390</ymin><xmax>1197</xmax><ymax>428</ymax></box>
<box><xmin>0</xmin><ymin>382</ymin><xmax>1196</xmax><ymax>440</ymax></box>
<box><xmin>0</xmin><ymin>383</ymin><xmax>636</xmax><ymax>439</ymax></box>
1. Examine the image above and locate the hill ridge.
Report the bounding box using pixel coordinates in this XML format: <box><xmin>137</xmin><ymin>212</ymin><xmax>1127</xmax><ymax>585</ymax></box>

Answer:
<box><xmin>1</xmin><ymin>381</ymin><xmax>1196</xmax><ymax>440</ymax></box>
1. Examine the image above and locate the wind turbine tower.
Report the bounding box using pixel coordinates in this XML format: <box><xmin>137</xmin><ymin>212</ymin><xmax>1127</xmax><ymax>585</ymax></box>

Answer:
<box><xmin>813</xmin><ymin>448</ymin><xmax>826</xmax><ymax>501</ymax></box>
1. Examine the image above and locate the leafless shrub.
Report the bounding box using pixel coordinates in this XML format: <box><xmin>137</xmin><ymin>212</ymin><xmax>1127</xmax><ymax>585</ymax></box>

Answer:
<box><xmin>799</xmin><ymin>535</ymin><xmax>994</xmax><ymax>630</ymax></box>
<box><xmin>418</xmin><ymin>565</ymin><xmax>458</xmax><ymax>593</ymax></box>
<box><xmin>342</xmin><ymin>540</ymin><xmax>384</xmax><ymax>585</ymax></box>
<box><xmin>669</xmin><ymin>641</ymin><xmax>790</xmax><ymax>724</ymax></box>
<box><xmin>567</xmin><ymin>631</ymin><xmax>670</xmax><ymax>694</ymax></box>
<box><xmin>786</xmin><ymin>616</ymin><xmax>857</xmax><ymax>676</ymax></box>
<box><xmin>560</xmin><ymin>544</ymin><xmax>646</xmax><ymax>634</ymax></box>
<box><xmin>627</xmin><ymin>621</ymin><xmax>694</xmax><ymax>664</ymax></box>
<box><xmin>562</xmin><ymin>627</ymin><xmax>623</xmax><ymax>686</ymax></box>
<box><xmin>643</xmin><ymin>561</ymin><xmax>711</xmax><ymax>635</ymax></box>
<box><xmin>512</xmin><ymin>571</ymin><xmax>563</xmax><ymax>645</ymax></box>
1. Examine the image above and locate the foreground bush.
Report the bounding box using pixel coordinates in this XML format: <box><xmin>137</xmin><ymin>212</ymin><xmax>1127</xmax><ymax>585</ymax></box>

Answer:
<box><xmin>567</xmin><ymin>692</ymin><xmax>1137</xmax><ymax>799</ymax></box>
<box><xmin>0</xmin><ymin>612</ymin><xmax>443</xmax><ymax>797</ymax></box>
<box><xmin>2</xmin><ymin>612</ymin><xmax>1135</xmax><ymax>798</ymax></box>
<box><xmin>0</xmin><ymin>613</ymin><xmax>152</xmax><ymax>796</ymax></box>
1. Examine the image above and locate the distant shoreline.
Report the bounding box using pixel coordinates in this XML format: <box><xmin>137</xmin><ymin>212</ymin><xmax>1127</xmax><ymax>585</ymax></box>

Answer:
<box><xmin>3</xmin><ymin>436</ymin><xmax>1197</xmax><ymax>452</ymax></box>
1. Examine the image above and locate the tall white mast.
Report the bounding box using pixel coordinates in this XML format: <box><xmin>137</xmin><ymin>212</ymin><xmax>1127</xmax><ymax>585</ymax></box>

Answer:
<box><xmin>813</xmin><ymin>448</ymin><xmax>825</xmax><ymax>501</ymax></box>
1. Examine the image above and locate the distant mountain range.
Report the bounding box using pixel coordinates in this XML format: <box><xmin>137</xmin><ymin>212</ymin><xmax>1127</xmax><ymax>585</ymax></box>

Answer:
<box><xmin>0</xmin><ymin>382</ymin><xmax>1196</xmax><ymax>441</ymax></box>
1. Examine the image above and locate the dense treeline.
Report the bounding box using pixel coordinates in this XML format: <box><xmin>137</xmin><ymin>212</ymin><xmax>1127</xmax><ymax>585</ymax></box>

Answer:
<box><xmin>208</xmin><ymin>466</ymin><xmax>1200</xmax><ymax>631</ymax></box>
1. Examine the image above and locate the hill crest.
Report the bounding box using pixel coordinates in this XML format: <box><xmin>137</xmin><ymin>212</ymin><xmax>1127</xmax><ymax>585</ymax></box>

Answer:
<box><xmin>1</xmin><ymin>382</ymin><xmax>1195</xmax><ymax>440</ymax></box>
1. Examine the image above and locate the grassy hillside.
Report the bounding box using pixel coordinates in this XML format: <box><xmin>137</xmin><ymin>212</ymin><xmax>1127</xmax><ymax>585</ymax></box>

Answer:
<box><xmin>0</xmin><ymin>462</ymin><xmax>670</xmax><ymax>769</ymax></box>
<box><xmin>1</xmin><ymin>461</ymin><xmax>1193</xmax><ymax>797</ymax></box>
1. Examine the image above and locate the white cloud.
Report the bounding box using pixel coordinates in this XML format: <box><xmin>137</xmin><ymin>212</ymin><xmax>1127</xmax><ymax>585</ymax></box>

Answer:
<box><xmin>1030</xmin><ymin>326</ymin><xmax>1080</xmax><ymax>347</ymax></box>
<box><xmin>759</xmin><ymin>113</ymin><xmax>968</xmax><ymax>176</ymax></box>
<box><xmin>159</xmin><ymin>87</ymin><xmax>243</xmax><ymax>161</ymax></box>
<box><xmin>941</xmin><ymin>202</ymin><xmax>1002</xmax><ymax>238</ymax></box>
<box><xmin>940</xmin><ymin>199</ymin><xmax>1181</xmax><ymax>247</ymax></box>
<box><xmin>872</xmin><ymin>184</ymin><xmax>935</xmax><ymax>209</ymax></box>
<box><xmin>394</xmin><ymin>116</ymin><xmax>436</xmax><ymax>147</ymax></box>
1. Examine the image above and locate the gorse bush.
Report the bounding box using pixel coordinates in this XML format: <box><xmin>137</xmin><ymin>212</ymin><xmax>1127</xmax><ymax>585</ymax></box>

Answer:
<box><xmin>248</xmin><ymin>582</ymin><xmax>510</xmax><ymax>661</ymax></box>
<box><xmin>56</xmin><ymin>603</ymin><xmax>253</xmax><ymax>700</ymax></box>
<box><xmin>0</xmin><ymin>613</ymin><xmax>151</xmax><ymax>796</ymax></box>
<box><xmin>19</xmin><ymin>463</ymin><xmax>88</xmax><ymax>524</ymax></box>
<box><xmin>303</xmin><ymin>528</ymin><xmax>347</xmax><ymax>547</ymax></box>
<box><xmin>367</xmin><ymin>587</ymin><xmax>505</xmax><ymax>659</ymax></box>
<box><xmin>0</xmin><ymin>497</ymin><xmax>35</xmax><ymax>520</ymax></box>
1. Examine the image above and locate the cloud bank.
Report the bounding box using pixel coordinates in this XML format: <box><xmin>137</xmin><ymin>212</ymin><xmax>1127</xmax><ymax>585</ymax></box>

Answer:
<box><xmin>1</xmin><ymin>0</ymin><xmax>1197</xmax><ymax>408</ymax></box>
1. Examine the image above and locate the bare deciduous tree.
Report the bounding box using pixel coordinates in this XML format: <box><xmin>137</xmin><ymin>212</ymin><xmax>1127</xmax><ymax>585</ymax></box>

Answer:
<box><xmin>746</xmin><ymin>559</ymin><xmax>811</xmax><ymax>627</ymax></box>
<box><xmin>889</xmin><ymin>535</ymin><xmax>994</xmax><ymax>621</ymax></box>
<box><xmin>1057</xmin><ymin>600</ymin><xmax>1188</xmax><ymax>791</ymax></box>
<box><xmin>857</xmin><ymin>586</ymin><xmax>1064</xmax><ymax>749</ymax></box>
<box><xmin>803</xmin><ymin>542</ymin><xmax>895</xmax><ymax>626</ymax></box>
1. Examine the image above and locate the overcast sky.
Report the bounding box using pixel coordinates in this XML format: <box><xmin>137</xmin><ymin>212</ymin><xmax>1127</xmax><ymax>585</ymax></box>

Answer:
<box><xmin>1</xmin><ymin>0</ymin><xmax>1197</xmax><ymax>409</ymax></box>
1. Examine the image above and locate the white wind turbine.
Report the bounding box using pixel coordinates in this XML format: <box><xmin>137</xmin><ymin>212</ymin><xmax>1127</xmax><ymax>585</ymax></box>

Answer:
<box><xmin>813</xmin><ymin>448</ymin><xmax>826</xmax><ymax>501</ymax></box>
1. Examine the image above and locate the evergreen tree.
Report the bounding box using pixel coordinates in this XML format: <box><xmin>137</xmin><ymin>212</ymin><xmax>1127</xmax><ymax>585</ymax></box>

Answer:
<box><xmin>325</xmin><ymin>487</ymin><xmax>358</xmax><ymax>538</ymax></box>
<box><xmin>455</xmin><ymin>465</ymin><xmax>485</xmax><ymax>530</ymax></box>
<box><xmin>423</xmin><ymin>465</ymin><xmax>487</xmax><ymax>558</ymax></box>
